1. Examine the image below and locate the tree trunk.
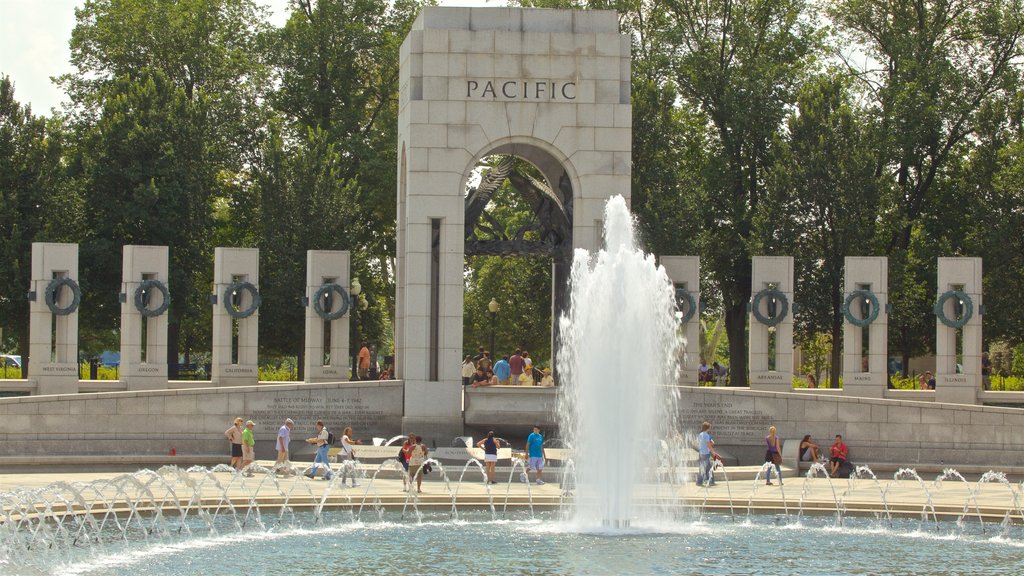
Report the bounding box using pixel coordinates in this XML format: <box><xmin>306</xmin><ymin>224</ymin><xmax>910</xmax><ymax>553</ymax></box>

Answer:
<box><xmin>296</xmin><ymin>347</ymin><xmax>305</xmax><ymax>381</ymax></box>
<box><xmin>17</xmin><ymin>323</ymin><xmax>29</xmax><ymax>379</ymax></box>
<box><xmin>167</xmin><ymin>320</ymin><xmax>180</xmax><ymax>379</ymax></box>
<box><xmin>724</xmin><ymin>303</ymin><xmax>748</xmax><ymax>386</ymax></box>
<box><xmin>829</xmin><ymin>317</ymin><xmax>843</xmax><ymax>389</ymax></box>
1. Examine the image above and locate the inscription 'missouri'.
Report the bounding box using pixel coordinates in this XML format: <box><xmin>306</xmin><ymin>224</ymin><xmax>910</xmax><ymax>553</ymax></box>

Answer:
<box><xmin>466</xmin><ymin>79</ymin><xmax>576</xmax><ymax>100</ymax></box>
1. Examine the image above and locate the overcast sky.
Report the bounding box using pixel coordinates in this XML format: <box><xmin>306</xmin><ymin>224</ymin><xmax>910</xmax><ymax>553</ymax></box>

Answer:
<box><xmin>0</xmin><ymin>0</ymin><xmax>499</xmax><ymax>115</ymax></box>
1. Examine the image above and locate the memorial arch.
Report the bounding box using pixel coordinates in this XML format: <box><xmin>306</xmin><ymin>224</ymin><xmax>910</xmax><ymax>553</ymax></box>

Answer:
<box><xmin>395</xmin><ymin>7</ymin><xmax>632</xmax><ymax>438</ymax></box>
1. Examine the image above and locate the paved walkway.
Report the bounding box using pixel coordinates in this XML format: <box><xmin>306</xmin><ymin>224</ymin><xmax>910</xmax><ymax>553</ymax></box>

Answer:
<box><xmin>1</xmin><ymin>462</ymin><xmax>1021</xmax><ymax>522</ymax></box>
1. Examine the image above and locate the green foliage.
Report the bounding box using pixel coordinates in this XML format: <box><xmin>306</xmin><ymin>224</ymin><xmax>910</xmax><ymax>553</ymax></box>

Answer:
<box><xmin>654</xmin><ymin>0</ymin><xmax>822</xmax><ymax>385</ymax></box>
<box><xmin>990</xmin><ymin>341</ymin><xmax>1013</xmax><ymax>377</ymax></box>
<box><xmin>258</xmin><ymin>357</ymin><xmax>298</xmax><ymax>381</ymax></box>
<box><xmin>888</xmin><ymin>375</ymin><xmax>920</xmax><ymax>390</ymax></box>
<box><xmin>987</xmin><ymin>375</ymin><xmax>1024</xmax><ymax>392</ymax></box>
<box><xmin>78</xmin><ymin>364</ymin><xmax>120</xmax><ymax>380</ymax></box>
<box><xmin>799</xmin><ymin>332</ymin><xmax>833</xmax><ymax>387</ymax></box>
<box><xmin>0</xmin><ymin>77</ymin><xmax>76</xmax><ymax>371</ymax></box>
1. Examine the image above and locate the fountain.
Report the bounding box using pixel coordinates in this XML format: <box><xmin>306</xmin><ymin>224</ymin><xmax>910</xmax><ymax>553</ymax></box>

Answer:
<box><xmin>4</xmin><ymin>197</ymin><xmax>1024</xmax><ymax>574</ymax></box>
<box><xmin>556</xmin><ymin>195</ymin><xmax>683</xmax><ymax>528</ymax></box>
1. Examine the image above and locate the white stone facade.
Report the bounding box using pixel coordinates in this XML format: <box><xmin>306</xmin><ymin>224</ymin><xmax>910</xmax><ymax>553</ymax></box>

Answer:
<box><xmin>660</xmin><ymin>256</ymin><xmax>701</xmax><ymax>384</ymax></box>
<box><xmin>28</xmin><ymin>242</ymin><xmax>80</xmax><ymax>395</ymax></box>
<box><xmin>120</xmin><ymin>245</ymin><xmax>170</xmax><ymax>390</ymax></box>
<box><xmin>842</xmin><ymin>256</ymin><xmax>888</xmax><ymax>397</ymax></box>
<box><xmin>303</xmin><ymin>250</ymin><xmax>351</xmax><ymax>382</ymax></box>
<box><xmin>211</xmin><ymin>248</ymin><xmax>260</xmax><ymax>386</ymax></box>
<box><xmin>396</xmin><ymin>7</ymin><xmax>631</xmax><ymax>438</ymax></box>
<box><xmin>935</xmin><ymin>257</ymin><xmax>983</xmax><ymax>404</ymax></box>
<box><xmin>749</xmin><ymin>256</ymin><xmax>795</xmax><ymax>391</ymax></box>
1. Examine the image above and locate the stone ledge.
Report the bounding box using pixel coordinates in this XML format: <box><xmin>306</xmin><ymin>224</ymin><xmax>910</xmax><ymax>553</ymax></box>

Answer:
<box><xmin>0</xmin><ymin>454</ymin><xmax>225</xmax><ymax>467</ymax></box>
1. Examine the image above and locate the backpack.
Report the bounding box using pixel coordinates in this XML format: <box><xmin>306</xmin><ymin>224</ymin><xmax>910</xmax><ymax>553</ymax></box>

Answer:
<box><xmin>327</xmin><ymin>431</ymin><xmax>336</xmax><ymax>445</ymax></box>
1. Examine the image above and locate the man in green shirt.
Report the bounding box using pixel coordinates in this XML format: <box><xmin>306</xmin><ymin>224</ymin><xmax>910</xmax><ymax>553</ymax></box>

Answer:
<box><xmin>242</xmin><ymin>420</ymin><xmax>256</xmax><ymax>477</ymax></box>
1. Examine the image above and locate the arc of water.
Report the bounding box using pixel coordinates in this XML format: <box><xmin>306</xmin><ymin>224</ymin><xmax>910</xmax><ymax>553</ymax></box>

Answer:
<box><xmin>502</xmin><ymin>458</ymin><xmax>534</xmax><ymax>519</ymax></box>
<box><xmin>885</xmin><ymin>468</ymin><xmax>939</xmax><ymax>532</ymax></box>
<box><xmin>358</xmin><ymin>459</ymin><xmax>405</xmax><ymax>522</ymax></box>
<box><xmin>972</xmin><ymin>471</ymin><xmax>1020</xmax><ymax>536</ymax></box>
<box><xmin>451</xmin><ymin>458</ymin><xmax>495</xmax><ymax>520</ymax></box>
<box><xmin>934</xmin><ymin>468</ymin><xmax>981</xmax><ymax>532</ymax></box>
<box><xmin>747</xmin><ymin>462</ymin><xmax>789</xmax><ymax>521</ymax></box>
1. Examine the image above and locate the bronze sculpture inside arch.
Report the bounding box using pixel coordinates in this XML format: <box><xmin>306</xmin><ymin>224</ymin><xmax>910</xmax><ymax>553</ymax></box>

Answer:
<box><xmin>463</xmin><ymin>155</ymin><xmax>574</xmax><ymax>350</ymax></box>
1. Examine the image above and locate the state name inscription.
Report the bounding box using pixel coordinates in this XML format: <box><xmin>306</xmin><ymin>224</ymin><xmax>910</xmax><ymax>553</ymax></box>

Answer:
<box><xmin>678</xmin><ymin>400</ymin><xmax>771</xmax><ymax>440</ymax></box>
<box><xmin>249</xmin><ymin>396</ymin><xmax>392</xmax><ymax>432</ymax></box>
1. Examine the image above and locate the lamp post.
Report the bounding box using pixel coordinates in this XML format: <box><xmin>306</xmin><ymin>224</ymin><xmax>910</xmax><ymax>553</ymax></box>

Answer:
<box><xmin>350</xmin><ymin>278</ymin><xmax>362</xmax><ymax>380</ymax></box>
<box><xmin>488</xmin><ymin>298</ymin><xmax>499</xmax><ymax>360</ymax></box>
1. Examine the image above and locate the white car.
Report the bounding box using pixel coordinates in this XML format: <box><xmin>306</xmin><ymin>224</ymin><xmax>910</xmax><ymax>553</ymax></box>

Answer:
<box><xmin>0</xmin><ymin>355</ymin><xmax>20</xmax><ymax>369</ymax></box>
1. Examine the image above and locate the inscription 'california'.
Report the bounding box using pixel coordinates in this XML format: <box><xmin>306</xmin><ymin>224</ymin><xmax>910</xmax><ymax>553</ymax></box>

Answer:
<box><xmin>465</xmin><ymin>79</ymin><xmax>576</xmax><ymax>100</ymax></box>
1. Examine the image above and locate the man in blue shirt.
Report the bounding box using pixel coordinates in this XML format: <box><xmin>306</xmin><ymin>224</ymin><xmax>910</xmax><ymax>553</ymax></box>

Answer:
<box><xmin>523</xmin><ymin>425</ymin><xmax>547</xmax><ymax>485</ymax></box>
<box><xmin>493</xmin><ymin>356</ymin><xmax>511</xmax><ymax>385</ymax></box>
<box><xmin>697</xmin><ymin>421</ymin><xmax>715</xmax><ymax>486</ymax></box>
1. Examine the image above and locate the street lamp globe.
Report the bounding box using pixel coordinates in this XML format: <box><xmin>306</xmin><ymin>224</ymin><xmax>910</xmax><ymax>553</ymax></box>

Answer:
<box><xmin>350</xmin><ymin>277</ymin><xmax>362</xmax><ymax>297</ymax></box>
<box><xmin>488</xmin><ymin>298</ymin><xmax>499</xmax><ymax>314</ymax></box>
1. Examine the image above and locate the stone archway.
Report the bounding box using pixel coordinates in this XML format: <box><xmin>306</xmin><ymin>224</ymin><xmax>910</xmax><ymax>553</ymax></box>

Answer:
<box><xmin>395</xmin><ymin>6</ymin><xmax>632</xmax><ymax>439</ymax></box>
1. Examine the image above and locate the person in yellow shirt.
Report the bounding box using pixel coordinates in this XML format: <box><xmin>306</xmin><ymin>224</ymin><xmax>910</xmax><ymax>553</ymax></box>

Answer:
<box><xmin>358</xmin><ymin>342</ymin><xmax>371</xmax><ymax>379</ymax></box>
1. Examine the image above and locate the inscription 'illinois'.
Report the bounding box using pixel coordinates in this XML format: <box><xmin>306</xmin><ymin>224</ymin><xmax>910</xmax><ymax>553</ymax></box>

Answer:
<box><xmin>465</xmin><ymin>79</ymin><xmax>576</xmax><ymax>100</ymax></box>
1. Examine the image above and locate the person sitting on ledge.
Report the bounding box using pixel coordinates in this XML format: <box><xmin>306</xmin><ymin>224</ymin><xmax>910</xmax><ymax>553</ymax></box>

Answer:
<box><xmin>829</xmin><ymin>434</ymin><xmax>848</xmax><ymax>476</ymax></box>
<box><xmin>470</xmin><ymin>366</ymin><xmax>490</xmax><ymax>388</ymax></box>
<box><xmin>799</xmin><ymin>434</ymin><xmax>821</xmax><ymax>462</ymax></box>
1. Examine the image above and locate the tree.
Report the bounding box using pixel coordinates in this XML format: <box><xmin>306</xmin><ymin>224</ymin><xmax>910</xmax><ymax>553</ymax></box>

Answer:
<box><xmin>657</xmin><ymin>0</ymin><xmax>821</xmax><ymax>385</ymax></box>
<box><xmin>764</xmin><ymin>72</ymin><xmax>882</xmax><ymax>386</ymax></box>
<box><xmin>0</xmin><ymin>77</ymin><xmax>78</xmax><ymax>376</ymax></box>
<box><xmin>267</xmin><ymin>0</ymin><xmax>424</xmax><ymax>359</ymax></box>
<box><xmin>828</xmin><ymin>0</ymin><xmax>1024</xmax><ymax>363</ymax></box>
<box><xmin>62</xmin><ymin>0</ymin><xmax>272</xmax><ymax>373</ymax></box>
<box><xmin>74</xmin><ymin>69</ymin><xmax>216</xmax><ymax>364</ymax></box>
<box><xmin>234</xmin><ymin>122</ymin><xmax>363</xmax><ymax>375</ymax></box>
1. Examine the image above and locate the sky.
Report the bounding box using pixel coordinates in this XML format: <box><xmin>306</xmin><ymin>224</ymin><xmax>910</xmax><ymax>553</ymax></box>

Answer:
<box><xmin>0</xmin><ymin>0</ymin><xmax>499</xmax><ymax>115</ymax></box>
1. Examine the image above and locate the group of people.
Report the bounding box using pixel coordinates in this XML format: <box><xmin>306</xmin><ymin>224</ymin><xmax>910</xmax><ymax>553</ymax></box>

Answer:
<box><xmin>396</xmin><ymin>434</ymin><xmax>430</xmax><ymax>492</ymax></box>
<box><xmin>223</xmin><ymin>417</ymin><xmax>362</xmax><ymax>485</ymax></box>
<box><xmin>697</xmin><ymin>422</ymin><xmax>852</xmax><ymax>486</ymax></box>
<box><xmin>462</xmin><ymin>347</ymin><xmax>555</xmax><ymax>388</ymax></box>
<box><xmin>800</xmin><ymin>434</ymin><xmax>850</xmax><ymax>477</ymax></box>
<box><xmin>697</xmin><ymin>361</ymin><xmax>729</xmax><ymax>385</ymax></box>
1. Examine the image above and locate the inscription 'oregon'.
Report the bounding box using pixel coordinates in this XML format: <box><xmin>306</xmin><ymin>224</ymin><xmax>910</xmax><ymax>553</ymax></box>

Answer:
<box><xmin>465</xmin><ymin>79</ymin><xmax>576</xmax><ymax>100</ymax></box>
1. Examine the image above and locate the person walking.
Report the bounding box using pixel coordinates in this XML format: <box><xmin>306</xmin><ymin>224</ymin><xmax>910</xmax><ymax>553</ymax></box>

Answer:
<box><xmin>224</xmin><ymin>417</ymin><xmax>244</xmax><ymax>471</ymax></box>
<box><xmin>339</xmin><ymin>426</ymin><xmax>363</xmax><ymax>487</ymax></box>
<box><xmin>305</xmin><ymin>420</ymin><xmax>333</xmax><ymax>480</ymax></box>
<box><xmin>275</xmin><ymin>418</ymin><xmax>294</xmax><ymax>474</ymax></box>
<box><xmin>407</xmin><ymin>434</ymin><xmax>428</xmax><ymax>493</ymax></box>
<box><xmin>523</xmin><ymin>425</ymin><xmax>547</xmax><ymax>485</ymax></box>
<box><xmin>241</xmin><ymin>420</ymin><xmax>256</xmax><ymax>477</ymax></box>
<box><xmin>476</xmin><ymin>431</ymin><xmax>500</xmax><ymax>484</ymax></box>
<box><xmin>697</xmin><ymin>421</ymin><xmax>716</xmax><ymax>486</ymax></box>
<box><xmin>764</xmin><ymin>425</ymin><xmax>783</xmax><ymax>486</ymax></box>
<box><xmin>358</xmin><ymin>342</ymin><xmax>371</xmax><ymax>380</ymax></box>
<box><xmin>398</xmin><ymin>436</ymin><xmax>413</xmax><ymax>490</ymax></box>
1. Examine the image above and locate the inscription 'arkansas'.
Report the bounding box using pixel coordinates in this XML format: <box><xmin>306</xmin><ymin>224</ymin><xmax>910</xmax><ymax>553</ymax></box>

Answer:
<box><xmin>466</xmin><ymin>79</ymin><xmax>576</xmax><ymax>100</ymax></box>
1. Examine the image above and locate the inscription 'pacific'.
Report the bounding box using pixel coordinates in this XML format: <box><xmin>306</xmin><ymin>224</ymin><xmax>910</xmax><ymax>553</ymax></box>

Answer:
<box><xmin>465</xmin><ymin>79</ymin><xmax>576</xmax><ymax>100</ymax></box>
